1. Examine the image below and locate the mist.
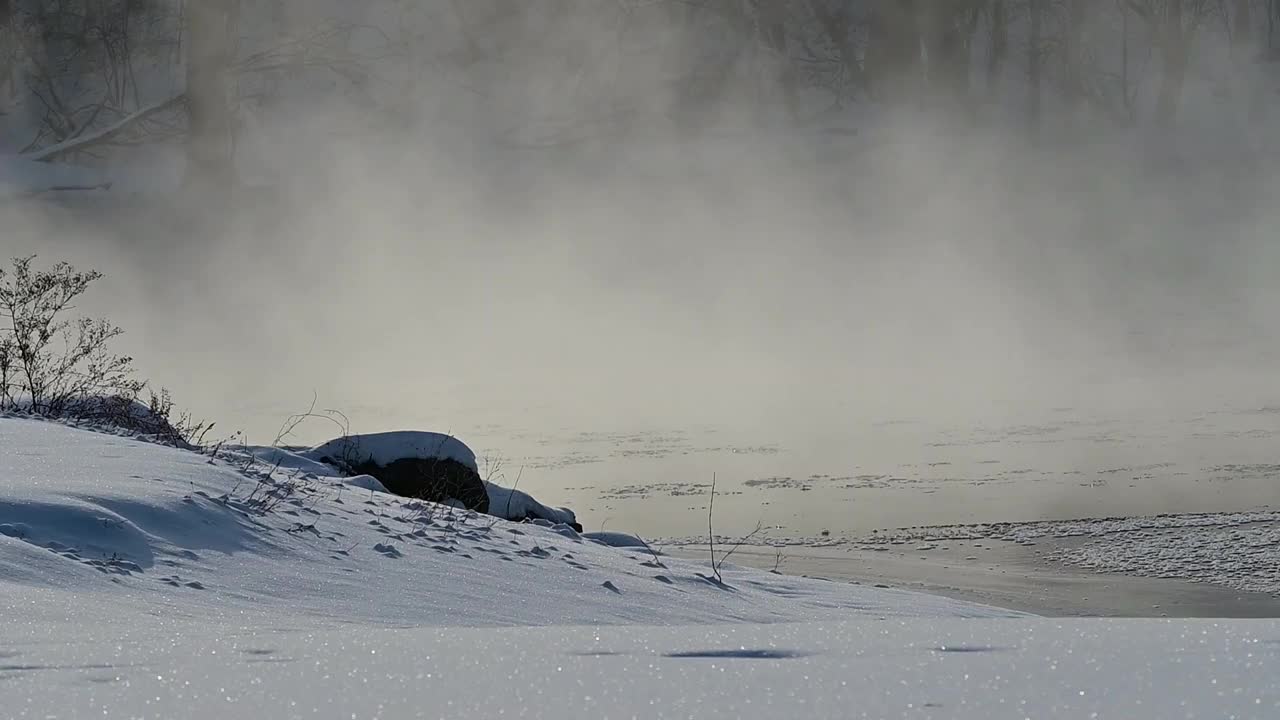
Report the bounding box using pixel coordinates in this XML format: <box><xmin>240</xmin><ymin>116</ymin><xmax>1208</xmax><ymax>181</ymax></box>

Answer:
<box><xmin>3</xmin><ymin>0</ymin><xmax>1279</xmax><ymax>535</ymax></box>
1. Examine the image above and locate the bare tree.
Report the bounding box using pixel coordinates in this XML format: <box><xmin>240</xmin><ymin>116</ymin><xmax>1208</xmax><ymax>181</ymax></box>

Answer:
<box><xmin>1270</xmin><ymin>0</ymin><xmax>1280</xmax><ymax>54</ymax></box>
<box><xmin>4</xmin><ymin>1</ymin><xmax>179</xmax><ymax>156</ymax></box>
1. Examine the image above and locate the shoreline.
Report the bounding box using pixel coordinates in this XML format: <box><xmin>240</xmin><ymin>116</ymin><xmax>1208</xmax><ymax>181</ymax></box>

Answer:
<box><xmin>668</xmin><ymin>534</ymin><xmax>1280</xmax><ymax>618</ymax></box>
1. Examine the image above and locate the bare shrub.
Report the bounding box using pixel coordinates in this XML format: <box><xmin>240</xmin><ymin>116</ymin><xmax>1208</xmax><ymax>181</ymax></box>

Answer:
<box><xmin>0</xmin><ymin>255</ymin><xmax>210</xmax><ymax>447</ymax></box>
<box><xmin>0</xmin><ymin>255</ymin><xmax>140</xmax><ymax>414</ymax></box>
<box><xmin>706</xmin><ymin>472</ymin><xmax>764</xmax><ymax>584</ymax></box>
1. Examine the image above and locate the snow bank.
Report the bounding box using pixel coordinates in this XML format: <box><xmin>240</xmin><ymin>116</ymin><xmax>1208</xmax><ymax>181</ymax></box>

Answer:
<box><xmin>486</xmin><ymin>482</ymin><xmax>578</xmax><ymax>527</ymax></box>
<box><xmin>584</xmin><ymin>531</ymin><xmax>654</xmax><ymax>550</ymax></box>
<box><xmin>303</xmin><ymin>430</ymin><xmax>478</xmax><ymax>472</ymax></box>
<box><xmin>236</xmin><ymin>444</ymin><xmax>338</xmax><ymax>477</ymax></box>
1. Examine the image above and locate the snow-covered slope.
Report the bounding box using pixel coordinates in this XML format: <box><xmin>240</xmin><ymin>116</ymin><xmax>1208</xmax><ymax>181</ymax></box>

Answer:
<box><xmin>0</xmin><ymin>417</ymin><xmax>1004</xmax><ymax>627</ymax></box>
<box><xmin>3</xmin><ymin>416</ymin><xmax>1278</xmax><ymax>719</ymax></box>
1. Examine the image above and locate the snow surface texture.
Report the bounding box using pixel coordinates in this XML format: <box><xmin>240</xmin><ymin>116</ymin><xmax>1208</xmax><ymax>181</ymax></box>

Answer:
<box><xmin>304</xmin><ymin>430</ymin><xmax>480</xmax><ymax>472</ymax></box>
<box><xmin>6</xmin><ymin>616</ymin><xmax>1280</xmax><ymax>720</ymax></box>
<box><xmin>857</xmin><ymin>514</ymin><xmax>1280</xmax><ymax>597</ymax></box>
<box><xmin>486</xmin><ymin>482</ymin><xmax>578</xmax><ymax>527</ymax></box>
<box><xmin>1056</xmin><ymin>522</ymin><xmax>1280</xmax><ymax>596</ymax></box>
<box><xmin>3</xmin><ymin>417</ymin><xmax>1280</xmax><ymax>719</ymax></box>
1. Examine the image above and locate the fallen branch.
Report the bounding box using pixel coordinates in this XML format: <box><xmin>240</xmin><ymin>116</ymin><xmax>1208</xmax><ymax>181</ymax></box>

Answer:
<box><xmin>24</xmin><ymin>94</ymin><xmax>186</xmax><ymax>163</ymax></box>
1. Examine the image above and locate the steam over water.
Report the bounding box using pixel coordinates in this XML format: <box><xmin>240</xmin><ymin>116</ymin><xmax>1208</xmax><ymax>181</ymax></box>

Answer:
<box><xmin>5</xmin><ymin>2</ymin><xmax>1279</xmax><ymax>539</ymax></box>
<box><xmin>8</xmin><ymin>132</ymin><xmax>1279</xmax><ymax>538</ymax></box>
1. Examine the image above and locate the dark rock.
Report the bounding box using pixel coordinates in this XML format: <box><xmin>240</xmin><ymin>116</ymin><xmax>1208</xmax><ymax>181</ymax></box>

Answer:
<box><xmin>345</xmin><ymin>456</ymin><xmax>490</xmax><ymax>513</ymax></box>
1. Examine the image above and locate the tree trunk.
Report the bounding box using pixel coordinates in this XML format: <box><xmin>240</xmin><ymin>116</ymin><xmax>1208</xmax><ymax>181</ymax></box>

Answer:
<box><xmin>0</xmin><ymin>1</ymin><xmax>11</xmax><ymax>100</ymax></box>
<box><xmin>1264</xmin><ymin>0</ymin><xmax>1274</xmax><ymax>53</ymax></box>
<box><xmin>1154</xmin><ymin>37</ymin><xmax>1189</xmax><ymax>125</ymax></box>
<box><xmin>865</xmin><ymin>0</ymin><xmax>922</xmax><ymax>101</ymax></box>
<box><xmin>1062</xmin><ymin>0</ymin><xmax>1086</xmax><ymax>115</ymax></box>
<box><xmin>755</xmin><ymin>0</ymin><xmax>799</xmax><ymax>120</ymax></box>
<box><xmin>987</xmin><ymin>0</ymin><xmax>1007</xmax><ymax>96</ymax></box>
<box><xmin>1120</xmin><ymin>1</ymin><xmax>1136</xmax><ymax>125</ymax></box>
<box><xmin>1153</xmin><ymin>2</ymin><xmax>1189</xmax><ymax>126</ymax></box>
<box><xmin>921</xmin><ymin>5</ymin><xmax>971</xmax><ymax>101</ymax></box>
<box><xmin>1028</xmin><ymin>0</ymin><xmax>1042</xmax><ymax>133</ymax></box>
<box><xmin>1232</xmin><ymin>0</ymin><xmax>1252</xmax><ymax>50</ymax></box>
<box><xmin>185</xmin><ymin>0</ymin><xmax>239</xmax><ymax>190</ymax></box>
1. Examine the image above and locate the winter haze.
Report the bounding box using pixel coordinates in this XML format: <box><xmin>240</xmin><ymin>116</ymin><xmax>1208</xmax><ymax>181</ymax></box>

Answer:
<box><xmin>3</xmin><ymin>0</ymin><xmax>1279</xmax><ymax>536</ymax></box>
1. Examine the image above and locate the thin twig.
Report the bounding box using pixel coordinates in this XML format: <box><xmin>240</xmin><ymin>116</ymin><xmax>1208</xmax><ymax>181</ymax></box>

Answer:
<box><xmin>708</xmin><ymin>472</ymin><xmax>718</xmax><ymax>581</ymax></box>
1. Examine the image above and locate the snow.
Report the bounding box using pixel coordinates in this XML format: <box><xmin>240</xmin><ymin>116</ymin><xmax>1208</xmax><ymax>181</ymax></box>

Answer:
<box><xmin>836</xmin><ymin>512</ymin><xmax>1280</xmax><ymax>598</ymax></box>
<box><xmin>486</xmin><ymin>482</ymin><xmax>578</xmax><ymax>526</ymax></box>
<box><xmin>342</xmin><ymin>473</ymin><xmax>391</xmax><ymax>494</ymax></box>
<box><xmin>1058</xmin><ymin>520</ymin><xmax>1280</xmax><ymax>596</ymax></box>
<box><xmin>6</xmin><ymin>616</ymin><xmax>1280</xmax><ymax>720</ymax></box>
<box><xmin>290</xmin><ymin>431</ymin><xmax>575</xmax><ymax>524</ymax></box>
<box><xmin>584</xmin><ymin>531</ymin><xmax>655</xmax><ymax>550</ymax></box>
<box><xmin>3</xmin><ymin>416</ymin><xmax>1280</xmax><ymax>719</ymax></box>
<box><xmin>303</xmin><ymin>430</ymin><xmax>479</xmax><ymax>472</ymax></box>
<box><xmin>0</xmin><ymin>417</ymin><xmax>1006</xmax><ymax>628</ymax></box>
<box><xmin>249</xmin><ymin>439</ymin><xmax>573</xmax><ymax>524</ymax></box>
